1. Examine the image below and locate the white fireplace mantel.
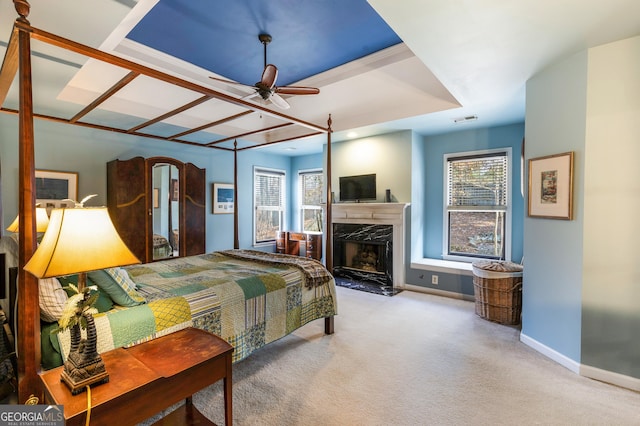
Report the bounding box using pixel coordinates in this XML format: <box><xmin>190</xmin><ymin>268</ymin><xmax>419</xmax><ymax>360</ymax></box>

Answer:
<box><xmin>330</xmin><ymin>203</ymin><xmax>409</xmax><ymax>288</ymax></box>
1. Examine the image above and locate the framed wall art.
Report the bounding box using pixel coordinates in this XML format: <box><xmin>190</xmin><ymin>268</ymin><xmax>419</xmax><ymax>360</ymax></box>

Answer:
<box><xmin>171</xmin><ymin>179</ymin><xmax>179</xmax><ymax>201</ymax></box>
<box><xmin>212</xmin><ymin>183</ymin><xmax>234</xmax><ymax>214</ymax></box>
<box><xmin>35</xmin><ymin>170</ymin><xmax>78</xmax><ymax>212</ymax></box>
<box><xmin>153</xmin><ymin>188</ymin><xmax>160</xmax><ymax>208</ymax></box>
<box><xmin>528</xmin><ymin>151</ymin><xmax>574</xmax><ymax>220</ymax></box>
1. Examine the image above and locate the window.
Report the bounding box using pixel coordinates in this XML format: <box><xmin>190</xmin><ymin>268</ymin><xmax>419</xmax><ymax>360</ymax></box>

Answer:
<box><xmin>299</xmin><ymin>170</ymin><xmax>324</xmax><ymax>233</ymax></box>
<box><xmin>444</xmin><ymin>149</ymin><xmax>511</xmax><ymax>261</ymax></box>
<box><xmin>254</xmin><ymin>167</ymin><xmax>285</xmax><ymax>244</ymax></box>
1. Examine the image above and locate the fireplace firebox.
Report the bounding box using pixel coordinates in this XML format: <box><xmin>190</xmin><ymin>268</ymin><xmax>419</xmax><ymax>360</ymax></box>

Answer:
<box><xmin>343</xmin><ymin>242</ymin><xmax>387</xmax><ymax>273</ymax></box>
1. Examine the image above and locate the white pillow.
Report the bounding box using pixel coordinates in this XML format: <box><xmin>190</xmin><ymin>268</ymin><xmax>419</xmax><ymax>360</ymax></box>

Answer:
<box><xmin>39</xmin><ymin>277</ymin><xmax>68</xmax><ymax>322</ymax></box>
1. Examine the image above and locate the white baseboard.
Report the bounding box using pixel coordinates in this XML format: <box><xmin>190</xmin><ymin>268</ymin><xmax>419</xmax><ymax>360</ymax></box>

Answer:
<box><xmin>403</xmin><ymin>283</ymin><xmax>475</xmax><ymax>302</ymax></box>
<box><xmin>520</xmin><ymin>333</ymin><xmax>640</xmax><ymax>391</ymax></box>
<box><xmin>580</xmin><ymin>364</ymin><xmax>640</xmax><ymax>392</ymax></box>
<box><xmin>520</xmin><ymin>333</ymin><xmax>581</xmax><ymax>373</ymax></box>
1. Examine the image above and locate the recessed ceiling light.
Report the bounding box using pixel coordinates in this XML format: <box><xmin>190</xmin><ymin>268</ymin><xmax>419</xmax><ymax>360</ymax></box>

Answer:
<box><xmin>453</xmin><ymin>115</ymin><xmax>478</xmax><ymax>123</ymax></box>
<box><xmin>347</xmin><ymin>131</ymin><xmax>358</xmax><ymax>138</ymax></box>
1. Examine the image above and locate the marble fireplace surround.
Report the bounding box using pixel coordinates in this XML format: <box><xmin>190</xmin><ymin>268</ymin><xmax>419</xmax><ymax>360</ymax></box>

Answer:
<box><xmin>331</xmin><ymin>203</ymin><xmax>409</xmax><ymax>288</ymax></box>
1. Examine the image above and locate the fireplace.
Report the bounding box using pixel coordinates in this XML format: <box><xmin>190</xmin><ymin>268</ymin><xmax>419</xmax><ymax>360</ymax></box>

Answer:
<box><xmin>333</xmin><ymin>224</ymin><xmax>393</xmax><ymax>288</ymax></box>
<box><xmin>330</xmin><ymin>203</ymin><xmax>409</xmax><ymax>295</ymax></box>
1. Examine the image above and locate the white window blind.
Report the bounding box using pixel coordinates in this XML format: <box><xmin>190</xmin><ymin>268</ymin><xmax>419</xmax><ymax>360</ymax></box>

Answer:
<box><xmin>254</xmin><ymin>168</ymin><xmax>285</xmax><ymax>244</ymax></box>
<box><xmin>447</xmin><ymin>154</ymin><xmax>507</xmax><ymax>209</ymax></box>
<box><xmin>300</xmin><ymin>171</ymin><xmax>323</xmax><ymax>206</ymax></box>
<box><xmin>255</xmin><ymin>170</ymin><xmax>284</xmax><ymax>208</ymax></box>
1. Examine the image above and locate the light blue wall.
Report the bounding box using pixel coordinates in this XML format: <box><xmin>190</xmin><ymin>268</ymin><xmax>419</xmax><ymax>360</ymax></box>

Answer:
<box><xmin>235</xmin><ymin>149</ymin><xmax>293</xmax><ymax>251</ymax></box>
<box><xmin>1</xmin><ymin>115</ymin><xmax>523</xmax><ymax>278</ymax></box>
<box><xmin>523</xmin><ymin>50</ymin><xmax>587</xmax><ymax>364</ymax></box>
<box><xmin>315</xmin><ymin>125</ymin><xmax>524</xmax><ymax>297</ymax></box>
<box><xmin>524</xmin><ymin>35</ymin><xmax>640</xmax><ymax>383</ymax></box>
<box><xmin>422</xmin><ymin>123</ymin><xmax>525</xmax><ymax>262</ymax></box>
<box><xmin>0</xmin><ymin>114</ymin><xmax>290</xmax><ymax>253</ymax></box>
<box><xmin>410</xmin><ymin>131</ymin><xmax>424</xmax><ymax>265</ymax></box>
<box><xmin>290</xmin><ymin>153</ymin><xmax>323</xmax><ymax>232</ymax></box>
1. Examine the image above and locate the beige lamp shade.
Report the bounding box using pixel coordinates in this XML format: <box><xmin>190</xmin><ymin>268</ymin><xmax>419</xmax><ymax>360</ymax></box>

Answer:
<box><xmin>6</xmin><ymin>207</ymin><xmax>50</xmax><ymax>233</ymax></box>
<box><xmin>24</xmin><ymin>207</ymin><xmax>140</xmax><ymax>279</ymax></box>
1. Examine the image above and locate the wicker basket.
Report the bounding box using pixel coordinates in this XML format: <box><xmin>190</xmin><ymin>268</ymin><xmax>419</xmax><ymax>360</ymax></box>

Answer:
<box><xmin>472</xmin><ymin>261</ymin><xmax>523</xmax><ymax>325</ymax></box>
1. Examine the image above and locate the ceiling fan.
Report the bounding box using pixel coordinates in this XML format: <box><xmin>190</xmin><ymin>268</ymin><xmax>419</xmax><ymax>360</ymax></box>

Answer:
<box><xmin>209</xmin><ymin>34</ymin><xmax>320</xmax><ymax>110</ymax></box>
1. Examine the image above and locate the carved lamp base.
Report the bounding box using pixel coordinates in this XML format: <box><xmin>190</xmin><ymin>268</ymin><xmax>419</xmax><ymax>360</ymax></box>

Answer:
<box><xmin>60</xmin><ymin>345</ymin><xmax>109</xmax><ymax>395</ymax></box>
<box><xmin>60</xmin><ymin>302</ymin><xmax>110</xmax><ymax>395</ymax></box>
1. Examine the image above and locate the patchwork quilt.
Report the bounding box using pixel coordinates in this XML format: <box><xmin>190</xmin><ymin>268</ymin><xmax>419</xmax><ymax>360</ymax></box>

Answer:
<box><xmin>57</xmin><ymin>250</ymin><xmax>337</xmax><ymax>363</ymax></box>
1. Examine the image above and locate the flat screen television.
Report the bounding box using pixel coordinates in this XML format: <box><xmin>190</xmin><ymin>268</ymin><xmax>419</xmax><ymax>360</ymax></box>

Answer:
<box><xmin>339</xmin><ymin>174</ymin><xmax>377</xmax><ymax>202</ymax></box>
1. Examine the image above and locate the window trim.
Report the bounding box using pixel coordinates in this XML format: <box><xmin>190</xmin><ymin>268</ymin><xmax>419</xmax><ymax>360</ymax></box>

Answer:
<box><xmin>253</xmin><ymin>166</ymin><xmax>286</xmax><ymax>246</ymax></box>
<box><xmin>442</xmin><ymin>147</ymin><xmax>512</xmax><ymax>263</ymax></box>
<box><xmin>298</xmin><ymin>168</ymin><xmax>324</xmax><ymax>234</ymax></box>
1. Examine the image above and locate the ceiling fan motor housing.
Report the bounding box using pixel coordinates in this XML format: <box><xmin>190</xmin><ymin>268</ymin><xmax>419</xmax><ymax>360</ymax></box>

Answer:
<box><xmin>258</xmin><ymin>34</ymin><xmax>272</xmax><ymax>45</ymax></box>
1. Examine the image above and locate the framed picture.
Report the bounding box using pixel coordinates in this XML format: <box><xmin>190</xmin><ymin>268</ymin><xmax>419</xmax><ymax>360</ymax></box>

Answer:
<box><xmin>153</xmin><ymin>188</ymin><xmax>160</xmax><ymax>208</ymax></box>
<box><xmin>171</xmin><ymin>179</ymin><xmax>179</xmax><ymax>201</ymax></box>
<box><xmin>212</xmin><ymin>183</ymin><xmax>234</xmax><ymax>214</ymax></box>
<box><xmin>35</xmin><ymin>170</ymin><xmax>78</xmax><ymax>212</ymax></box>
<box><xmin>528</xmin><ymin>151</ymin><xmax>574</xmax><ymax>220</ymax></box>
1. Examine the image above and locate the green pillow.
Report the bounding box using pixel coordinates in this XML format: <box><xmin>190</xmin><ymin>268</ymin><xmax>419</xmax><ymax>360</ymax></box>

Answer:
<box><xmin>87</xmin><ymin>269</ymin><xmax>146</xmax><ymax>307</ymax></box>
<box><xmin>58</xmin><ymin>274</ymin><xmax>115</xmax><ymax>313</ymax></box>
<box><xmin>40</xmin><ymin>321</ymin><xmax>63</xmax><ymax>370</ymax></box>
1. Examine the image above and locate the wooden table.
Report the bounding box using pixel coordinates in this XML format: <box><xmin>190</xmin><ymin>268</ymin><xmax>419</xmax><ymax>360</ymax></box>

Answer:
<box><xmin>40</xmin><ymin>328</ymin><xmax>233</xmax><ymax>426</ymax></box>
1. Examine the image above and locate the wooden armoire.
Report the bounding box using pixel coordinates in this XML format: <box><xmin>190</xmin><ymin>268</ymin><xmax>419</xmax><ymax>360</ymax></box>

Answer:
<box><xmin>107</xmin><ymin>156</ymin><xmax>206</xmax><ymax>263</ymax></box>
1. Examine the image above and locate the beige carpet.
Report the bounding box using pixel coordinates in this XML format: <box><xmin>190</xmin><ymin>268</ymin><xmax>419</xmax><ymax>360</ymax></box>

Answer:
<box><xmin>142</xmin><ymin>286</ymin><xmax>639</xmax><ymax>425</ymax></box>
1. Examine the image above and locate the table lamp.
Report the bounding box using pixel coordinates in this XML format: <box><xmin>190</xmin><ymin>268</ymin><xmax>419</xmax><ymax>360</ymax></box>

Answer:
<box><xmin>24</xmin><ymin>206</ymin><xmax>140</xmax><ymax>394</ymax></box>
<box><xmin>6</xmin><ymin>207</ymin><xmax>50</xmax><ymax>233</ymax></box>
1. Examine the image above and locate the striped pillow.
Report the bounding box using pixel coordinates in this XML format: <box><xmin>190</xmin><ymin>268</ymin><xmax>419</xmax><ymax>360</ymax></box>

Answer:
<box><xmin>104</xmin><ymin>267</ymin><xmax>146</xmax><ymax>304</ymax></box>
<box><xmin>39</xmin><ymin>277</ymin><xmax>68</xmax><ymax>322</ymax></box>
<box><xmin>87</xmin><ymin>270</ymin><xmax>145</xmax><ymax>307</ymax></box>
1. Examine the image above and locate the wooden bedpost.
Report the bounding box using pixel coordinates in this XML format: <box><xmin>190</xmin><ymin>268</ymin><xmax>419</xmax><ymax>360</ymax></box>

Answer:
<box><xmin>324</xmin><ymin>115</ymin><xmax>334</xmax><ymax>335</ymax></box>
<box><xmin>325</xmin><ymin>115</ymin><xmax>333</xmax><ymax>272</ymax></box>
<box><xmin>13</xmin><ymin>0</ymin><xmax>44</xmax><ymax>402</ymax></box>
<box><xmin>233</xmin><ymin>140</ymin><xmax>239</xmax><ymax>249</ymax></box>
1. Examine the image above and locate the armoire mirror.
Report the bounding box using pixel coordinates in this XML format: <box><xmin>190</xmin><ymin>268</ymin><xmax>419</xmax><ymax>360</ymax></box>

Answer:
<box><xmin>151</xmin><ymin>162</ymin><xmax>180</xmax><ymax>260</ymax></box>
<box><xmin>107</xmin><ymin>156</ymin><xmax>206</xmax><ymax>264</ymax></box>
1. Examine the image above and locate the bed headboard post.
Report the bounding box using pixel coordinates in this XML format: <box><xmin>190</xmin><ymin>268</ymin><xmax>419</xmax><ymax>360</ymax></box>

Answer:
<box><xmin>325</xmin><ymin>115</ymin><xmax>333</xmax><ymax>272</ymax></box>
<box><xmin>14</xmin><ymin>0</ymin><xmax>30</xmax><ymax>22</ymax></box>
<box><xmin>13</xmin><ymin>0</ymin><xmax>45</xmax><ymax>402</ymax></box>
<box><xmin>233</xmin><ymin>140</ymin><xmax>239</xmax><ymax>249</ymax></box>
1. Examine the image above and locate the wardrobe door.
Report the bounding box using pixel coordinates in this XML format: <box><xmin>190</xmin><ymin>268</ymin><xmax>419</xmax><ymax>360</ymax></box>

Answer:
<box><xmin>184</xmin><ymin>162</ymin><xmax>206</xmax><ymax>256</ymax></box>
<box><xmin>107</xmin><ymin>157</ymin><xmax>147</xmax><ymax>262</ymax></box>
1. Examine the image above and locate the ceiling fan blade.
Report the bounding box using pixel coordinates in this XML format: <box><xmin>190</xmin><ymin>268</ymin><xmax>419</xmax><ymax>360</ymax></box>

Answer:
<box><xmin>269</xmin><ymin>93</ymin><xmax>290</xmax><ymax>109</ymax></box>
<box><xmin>275</xmin><ymin>85</ymin><xmax>320</xmax><ymax>96</ymax></box>
<box><xmin>261</xmin><ymin>64</ymin><xmax>278</xmax><ymax>89</ymax></box>
<box><xmin>240</xmin><ymin>91</ymin><xmax>260</xmax><ymax>101</ymax></box>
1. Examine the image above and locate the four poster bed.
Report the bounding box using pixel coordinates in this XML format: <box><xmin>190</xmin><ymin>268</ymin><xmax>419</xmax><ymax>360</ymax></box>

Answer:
<box><xmin>0</xmin><ymin>1</ymin><xmax>336</xmax><ymax>403</ymax></box>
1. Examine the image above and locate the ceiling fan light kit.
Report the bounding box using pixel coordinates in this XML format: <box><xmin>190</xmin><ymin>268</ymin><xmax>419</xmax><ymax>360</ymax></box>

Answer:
<box><xmin>209</xmin><ymin>34</ymin><xmax>319</xmax><ymax>109</ymax></box>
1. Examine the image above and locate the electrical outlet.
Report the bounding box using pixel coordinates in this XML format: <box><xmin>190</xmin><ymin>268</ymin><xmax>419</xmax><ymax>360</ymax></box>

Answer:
<box><xmin>431</xmin><ymin>274</ymin><xmax>439</xmax><ymax>285</ymax></box>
